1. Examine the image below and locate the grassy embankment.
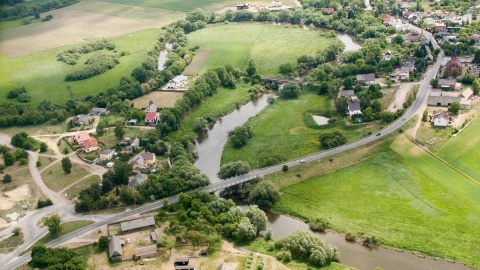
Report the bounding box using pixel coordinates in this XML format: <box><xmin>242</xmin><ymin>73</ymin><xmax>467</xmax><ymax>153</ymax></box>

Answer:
<box><xmin>436</xmin><ymin>115</ymin><xmax>480</xmax><ymax>181</ymax></box>
<box><xmin>221</xmin><ymin>91</ymin><xmax>382</xmax><ymax>169</ymax></box>
<box><xmin>187</xmin><ymin>23</ymin><xmax>337</xmax><ymax>76</ymax></box>
<box><xmin>271</xmin><ymin>135</ymin><xmax>480</xmax><ymax>268</ymax></box>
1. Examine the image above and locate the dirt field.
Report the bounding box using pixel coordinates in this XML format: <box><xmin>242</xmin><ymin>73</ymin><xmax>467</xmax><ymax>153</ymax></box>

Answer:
<box><xmin>133</xmin><ymin>91</ymin><xmax>184</xmax><ymax>109</ymax></box>
<box><xmin>0</xmin><ymin>2</ymin><xmax>185</xmax><ymax>57</ymax></box>
<box><xmin>182</xmin><ymin>48</ymin><xmax>212</xmax><ymax>76</ymax></box>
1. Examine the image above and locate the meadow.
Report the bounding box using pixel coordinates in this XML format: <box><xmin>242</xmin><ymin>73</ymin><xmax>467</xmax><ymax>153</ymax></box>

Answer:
<box><xmin>436</xmin><ymin>115</ymin><xmax>480</xmax><ymax>181</ymax></box>
<box><xmin>187</xmin><ymin>23</ymin><xmax>337</xmax><ymax>75</ymax></box>
<box><xmin>273</xmin><ymin>135</ymin><xmax>480</xmax><ymax>268</ymax></box>
<box><xmin>221</xmin><ymin>91</ymin><xmax>381</xmax><ymax>169</ymax></box>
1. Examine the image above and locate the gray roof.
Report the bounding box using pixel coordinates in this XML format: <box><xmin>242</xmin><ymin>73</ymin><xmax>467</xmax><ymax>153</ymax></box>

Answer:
<box><xmin>348</xmin><ymin>100</ymin><xmax>361</xmax><ymax>112</ymax></box>
<box><xmin>356</xmin><ymin>73</ymin><xmax>375</xmax><ymax>82</ymax></box>
<box><xmin>129</xmin><ymin>174</ymin><xmax>148</xmax><ymax>187</ymax></box>
<box><xmin>131</xmin><ymin>155</ymin><xmax>146</xmax><ymax>166</ymax></box>
<box><xmin>135</xmin><ymin>245</ymin><xmax>157</xmax><ymax>257</ymax></box>
<box><xmin>101</xmin><ymin>149</ymin><xmax>115</xmax><ymax>155</ymax></box>
<box><xmin>121</xmin><ymin>216</ymin><xmax>155</xmax><ymax>232</ymax></box>
<box><xmin>428</xmin><ymin>96</ymin><xmax>460</xmax><ymax>106</ymax></box>
<box><xmin>150</xmin><ymin>232</ymin><xmax>158</xmax><ymax>241</ymax></box>
<box><xmin>175</xmin><ymin>257</ymin><xmax>190</xmax><ymax>263</ymax></box>
<box><xmin>218</xmin><ymin>263</ymin><xmax>236</xmax><ymax>270</ymax></box>
<box><xmin>341</xmin><ymin>90</ymin><xmax>355</xmax><ymax>97</ymax></box>
<box><xmin>76</xmin><ymin>114</ymin><xmax>89</xmax><ymax>123</ymax></box>
<box><xmin>108</xmin><ymin>235</ymin><xmax>123</xmax><ymax>258</ymax></box>
<box><xmin>145</xmin><ymin>104</ymin><xmax>157</xmax><ymax>113</ymax></box>
<box><xmin>131</xmin><ymin>138</ymin><xmax>140</xmax><ymax>147</ymax></box>
<box><xmin>438</xmin><ymin>78</ymin><xmax>456</xmax><ymax>86</ymax></box>
<box><xmin>91</xmin><ymin>107</ymin><xmax>109</xmax><ymax>113</ymax></box>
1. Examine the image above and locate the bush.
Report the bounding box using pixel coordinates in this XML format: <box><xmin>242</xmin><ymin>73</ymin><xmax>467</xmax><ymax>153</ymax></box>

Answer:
<box><xmin>65</xmin><ymin>52</ymin><xmax>120</xmax><ymax>81</ymax></box>
<box><xmin>363</xmin><ymin>234</ymin><xmax>379</xmax><ymax>247</ymax></box>
<box><xmin>282</xmin><ymin>165</ymin><xmax>289</xmax><ymax>172</ymax></box>
<box><xmin>276</xmin><ymin>250</ymin><xmax>292</xmax><ymax>262</ymax></box>
<box><xmin>2</xmin><ymin>174</ymin><xmax>12</xmax><ymax>183</ymax></box>
<box><xmin>7</xmin><ymin>87</ymin><xmax>26</xmax><ymax>99</ymax></box>
<box><xmin>37</xmin><ymin>199</ymin><xmax>53</xmax><ymax>208</ymax></box>
<box><xmin>36</xmin><ymin>161</ymin><xmax>42</xmax><ymax>167</ymax></box>
<box><xmin>12</xmin><ymin>227</ymin><xmax>21</xmax><ymax>236</ymax></box>
<box><xmin>18</xmin><ymin>158</ymin><xmax>28</xmax><ymax>165</ymax></box>
<box><xmin>319</xmin><ymin>131</ymin><xmax>346</xmax><ymax>148</ymax></box>
<box><xmin>17</xmin><ymin>93</ymin><xmax>31</xmax><ymax>103</ymax></box>
<box><xmin>345</xmin><ymin>232</ymin><xmax>356</xmax><ymax>242</ymax></box>
<box><xmin>279</xmin><ymin>83</ymin><xmax>300</xmax><ymax>99</ymax></box>
<box><xmin>309</xmin><ymin>217</ymin><xmax>329</xmax><ymax>232</ymax></box>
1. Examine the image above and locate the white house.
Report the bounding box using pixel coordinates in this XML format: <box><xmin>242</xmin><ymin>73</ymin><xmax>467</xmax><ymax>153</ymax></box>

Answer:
<box><xmin>166</xmin><ymin>75</ymin><xmax>189</xmax><ymax>90</ymax></box>
<box><xmin>348</xmin><ymin>97</ymin><xmax>362</xmax><ymax>117</ymax></box>
<box><xmin>432</xmin><ymin>110</ymin><xmax>449</xmax><ymax>127</ymax></box>
<box><xmin>383</xmin><ymin>50</ymin><xmax>393</xmax><ymax>61</ymax></box>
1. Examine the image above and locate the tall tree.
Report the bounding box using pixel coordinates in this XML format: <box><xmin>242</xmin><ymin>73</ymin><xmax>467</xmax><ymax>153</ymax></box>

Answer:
<box><xmin>114</xmin><ymin>121</ymin><xmax>125</xmax><ymax>140</ymax></box>
<box><xmin>61</xmin><ymin>157</ymin><xmax>72</xmax><ymax>174</ymax></box>
<box><xmin>247</xmin><ymin>180</ymin><xmax>280</xmax><ymax>209</ymax></box>
<box><xmin>44</xmin><ymin>214</ymin><xmax>62</xmax><ymax>237</ymax></box>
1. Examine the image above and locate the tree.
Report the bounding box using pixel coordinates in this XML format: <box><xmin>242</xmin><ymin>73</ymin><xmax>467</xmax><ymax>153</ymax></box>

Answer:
<box><xmin>422</xmin><ymin>110</ymin><xmax>428</xmax><ymax>122</ymax></box>
<box><xmin>247</xmin><ymin>180</ymin><xmax>280</xmax><ymax>209</ymax></box>
<box><xmin>12</xmin><ymin>227</ymin><xmax>21</xmax><ymax>236</ymax></box>
<box><xmin>279</xmin><ymin>63</ymin><xmax>294</xmax><ymax>75</ymax></box>
<box><xmin>473</xmin><ymin>79</ymin><xmax>480</xmax><ymax>95</ymax></box>
<box><xmin>449</xmin><ymin>100</ymin><xmax>461</xmax><ymax>115</ymax></box>
<box><xmin>114</xmin><ymin>121</ymin><xmax>125</xmax><ymax>140</ymax></box>
<box><xmin>246</xmin><ymin>205</ymin><xmax>268</xmax><ymax>233</ymax></box>
<box><xmin>217</xmin><ymin>161</ymin><xmax>250</xmax><ymax>179</ymax></box>
<box><xmin>280</xmin><ymin>83</ymin><xmax>300</xmax><ymax>99</ymax></box>
<box><xmin>61</xmin><ymin>157</ymin><xmax>72</xmax><ymax>174</ymax></box>
<box><xmin>98</xmin><ymin>236</ymin><xmax>109</xmax><ymax>251</ymax></box>
<box><xmin>39</xmin><ymin>142</ymin><xmax>48</xmax><ymax>153</ymax></box>
<box><xmin>319</xmin><ymin>131</ymin><xmax>346</xmax><ymax>148</ymax></box>
<box><xmin>2</xmin><ymin>174</ymin><xmax>12</xmax><ymax>183</ymax></box>
<box><xmin>96</xmin><ymin>121</ymin><xmax>106</xmax><ymax>136</ymax></box>
<box><xmin>44</xmin><ymin>214</ymin><xmax>62</xmax><ymax>237</ymax></box>
<box><xmin>430</xmin><ymin>78</ymin><xmax>438</xmax><ymax>88</ymax></box>
<box><xmin>334</xmin><ymin>98</ymin><xmax>349</xmax><ymax>115</ymax></box>
<box><xmin>4</xmin><ymin>152</ymin><xmax>15</xmax><ymax>166</ymax></box>
<box><xmin>235</xmin><ymin>217</ymin><xmax>256</xmax><ymax>241</ymax></box>
<box><xmin>393</xmin><ymin>35</ymin><xmax>404</xmax><ymax>45</ymax></box>
<box><xmin>246</xmin><ymin>59</ymin><xmax>257</xmax><ymax>77</ymax></box>
<box><xmin>193</xmin><ymin>117</ymin><xmax>208</xmax><ymax>133</ymax></box>
<box><xmin>112</xmin><ymin>161</ymin><xmax>131</xmax><ymax>185</ymax></box>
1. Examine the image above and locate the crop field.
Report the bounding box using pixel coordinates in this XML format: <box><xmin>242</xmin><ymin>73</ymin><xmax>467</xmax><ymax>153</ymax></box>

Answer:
<box><xmin>221</xmin><ymin>91</ymin><xmax>381</xmax><ymax>169</ymax></box>
<box><xmin>273</xmin><ymin>135</ymin><xmax>480</xmax><ymax>268</ymax></box>
<box><xmin>133</xmin><ymin>91</ymin><xmax>184</xmax><ymax>109</ymax></box>
<box><xmin>0</xmin><ymin>28</ymin><xmax>161</xmax><ymax>105</ymax></box>
<box><xmin>187</xmin><ymin>24</ymin><xmax>337</xmax><ymax>75</ymax></box>
<box><xmin>436</xmin><ymin>115</ymin><xmax>480</xmax><ymax>181</ymax></box>
<box><xmin>182</xmin><ymin>48</ymin><xmax>212</xmax><ymax>76</ymax></box>
<box><xmin>94</xmin><ymin>0</ymin><xmax>297</xmax><ymax>12</ymax></box>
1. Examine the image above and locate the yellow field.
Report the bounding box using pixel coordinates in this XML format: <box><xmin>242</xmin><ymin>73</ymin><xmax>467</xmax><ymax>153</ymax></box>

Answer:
<box><xmin>132</xmin><ymin>91</ymin><xmax>184</xmax><ymax>109</ymax></box>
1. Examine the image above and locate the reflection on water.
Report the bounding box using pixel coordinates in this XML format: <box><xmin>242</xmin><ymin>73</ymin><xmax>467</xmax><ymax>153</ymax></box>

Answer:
<box><xmin>158</xmin><ymin>43</ymin><xmax>173</xmax><ymax>70</ymax></box>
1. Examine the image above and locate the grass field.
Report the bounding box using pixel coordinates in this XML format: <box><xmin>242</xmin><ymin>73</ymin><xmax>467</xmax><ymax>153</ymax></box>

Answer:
<box><xmin>168</xmin><ymin>84</ymin><xmax>253</xmax><ymax>140</ymax></box>
<box><xmin>41</xmin><ymin>162</ymin><xmax>91</xmax><ymax>192</ymax></box>
<box><xmin>273</xmin><ymin>135</ymin><xmax>480</xmax><ymax>268</ymax></box>
<box><xmin>221</xmin><ymin>91</ymin><xmax>381</xmax><ymax>169</ymax></box>
<box><xmin>65</xmin><ymin>174</ymin><xmax>101</xmax><ymax>199</ymax></box>
<box><xmin>30</xmin><ymin>220</ymin><xmax>94</xmax><ymax>250</ymax></box>
<box><xmin>187</xmin><ymin>23</ymin><xmax>337</xmax><ymax>75</ymax></box>
<box><xmin>97</xmin><ymin>127</ymin><xmax>146</xmax><ymax>148</ymax></box>
<box><xmin>182</xmin><ymin>48</ymin><xmax>212</xmax><ymax>76</ymax></box>
<box><xmin>0</xmin><ymin>28</ymin><xmax>161</xmax><ymax>105</ymax></box>
<box><xmin>436</xmin><ymin>115</ymin><xmax>480</xmax><ymax>181</ymax></box>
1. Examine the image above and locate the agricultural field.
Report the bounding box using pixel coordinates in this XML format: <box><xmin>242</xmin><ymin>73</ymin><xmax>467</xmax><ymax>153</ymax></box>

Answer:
<box><xmin>133</xmin><ymin>91</ymin><xmax>184</xmax><ymax>109</ymax></box>
<box><xmin>221</xmin><ymin>91</ymin><xmax>381</xmax><ymax>169</ymax></box>
<box><xmin>182</xmin><ymin>48</ymin><xmax>212</xmax><ymax>76</ymax></box>
<box><xmin>273</xmin><ymin>135</ymin><xmax>480</xmax><ymax>268</ymax></box>
<box><xmin>436</xmin><ymin>115</ymin><xmax>480</xmax><ymax>180</ymax></box>
<box><xmin>187</xmin><ymin>23</ymin><xmax>337</xmax><ymax>75</ymax></box>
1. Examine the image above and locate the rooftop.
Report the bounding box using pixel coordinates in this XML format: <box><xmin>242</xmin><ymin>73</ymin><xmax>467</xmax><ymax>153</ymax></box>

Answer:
<box><xmin>120</xmin><ymin>216</ymin><xmax>155</xmax><ymax>232</ymax></box>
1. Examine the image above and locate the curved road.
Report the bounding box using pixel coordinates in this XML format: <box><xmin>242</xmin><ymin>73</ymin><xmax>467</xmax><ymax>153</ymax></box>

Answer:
<box><xmin>1</xmin><ymin>35</ymin><xmax>443</xmax><ymax>270</ymax></box>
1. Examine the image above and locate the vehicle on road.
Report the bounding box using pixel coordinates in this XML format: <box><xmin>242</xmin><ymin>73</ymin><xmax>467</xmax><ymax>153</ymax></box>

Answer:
<box><xmin>376</xmin><ymin>133</ymin><xmax>381</xmax><ymax>136</ymax></box>
<box><xmin>300</xmin><ymin>159</ymin><xmax>306</xmax><ymax>163</ymax></box>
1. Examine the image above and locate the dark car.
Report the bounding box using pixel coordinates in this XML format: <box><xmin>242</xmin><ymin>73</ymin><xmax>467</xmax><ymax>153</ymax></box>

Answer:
<box><xmin>376</xmin><ymin>133</ymin><xmax>381</xmax><ymax>136</ymax></box>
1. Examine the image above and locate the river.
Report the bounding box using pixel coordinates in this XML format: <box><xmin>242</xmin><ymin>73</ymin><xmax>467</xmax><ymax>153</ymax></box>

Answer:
<box><xmin>157</xmin><ymin>43</ymin><xmax>173</xmax><ymax>70</ymax></box>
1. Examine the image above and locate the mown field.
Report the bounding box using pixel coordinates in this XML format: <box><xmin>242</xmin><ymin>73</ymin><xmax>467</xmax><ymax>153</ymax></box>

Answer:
<box><xmin>187</xmin><ymin>23</ymin><xmax>337</xmax><ymax>75</ymax></box>
<box><xmin>0</xmin><ymin>28</ymin><xmax>160</xmax><ymax>105</ymax></box>
<box><xmin>273</xmin><ymin>135</ymin><xmax>480</xmax><ymax>268</ymax></box>
<box><xmin>436</xmin><ymin>115</ymin><xmax>480</xmax><ymax>181</ymax></box>
<box><xmin>221</xmin><ymin>91</ymin><xmax>381</xmax><ymax>169</ymax></box>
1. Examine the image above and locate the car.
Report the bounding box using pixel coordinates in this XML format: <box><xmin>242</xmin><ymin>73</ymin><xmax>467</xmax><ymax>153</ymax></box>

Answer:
<box><xmin>376</xmin><ymin>133</ymin><xmax>381</xmax><ymax>136</ymax></box>
<box><xmin>300</xmin><ymin>159</ymin><xmax>306</xmax><ymax>163</ymax></box>
<box><xmin>126</xmin><ymin>238</ymin><xmax>131</xmax><ymax>243</ymax></box>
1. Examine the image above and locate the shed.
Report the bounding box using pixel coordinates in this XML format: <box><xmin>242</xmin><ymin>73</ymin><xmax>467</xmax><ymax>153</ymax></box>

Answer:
<box><xmin>174</xmin><ymin>258</ymin><xmax>190</xmax><ymax>266</ymax></box>
<box><xmin>341</xmin><ymin>90</ymin><xmax>355</xmax><ymax>97</ymax></box>
<box><xmin>134</xmin><ymin>245</ymin><xmax>157</xmax><ymax>260</ymax></box>
<box><xmin>175</xmin><ymin>266</ymin><xmax>196</xmax><ymax>270</ymax></box>
<box><xmin>150</xmin><ymin>232</ymin><xmax>158</xmax><ymax>244</ymax></box>
<box><xmin>128</xmin><ymin>119</ymin><xmax>138</xmax><ymax>125</ymax></box>
<box><xmin>120</xmin><ymin>216</ymin><xmax>155</xmax><ymax>234</ymax></box>
<box><xmin>90</xmin><ymin>107</ymin><xmax>110</xmax><ymax>115</ymax></box>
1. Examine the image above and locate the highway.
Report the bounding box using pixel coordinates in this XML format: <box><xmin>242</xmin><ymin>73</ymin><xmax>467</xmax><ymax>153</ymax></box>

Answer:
<box><xmin>0</xmin><ymin>32</ymin><xmax>443</xmax><ymax>270</ymax></box>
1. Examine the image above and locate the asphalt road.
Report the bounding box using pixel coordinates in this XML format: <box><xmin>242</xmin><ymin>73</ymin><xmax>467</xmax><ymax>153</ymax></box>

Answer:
<box><xmin>1</xmin><ymin>31</ymin><xmax>443</xmax><ymax>270</ymax></box>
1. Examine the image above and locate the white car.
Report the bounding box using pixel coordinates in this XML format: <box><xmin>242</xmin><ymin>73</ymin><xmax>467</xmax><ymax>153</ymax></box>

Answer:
<box><xmin>126</xmin><ymin>238</ymin><xmax>131</xmax><ymax>243</ymax></box>
<box><xmin>300</xmin><ymin>159</ymin><xmax>306</xmax><ymax>163</ymax></box>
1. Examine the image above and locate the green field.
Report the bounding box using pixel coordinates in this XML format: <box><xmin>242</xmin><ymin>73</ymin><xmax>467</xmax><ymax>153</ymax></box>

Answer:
<box><xmin>0</xmin><ymin>28</ymin><xmax>160</xmax><ymax>105</ymax></box>
<box><xmin>436</xmin><ymin>116</ymin><xmax>480</xmax><ymax>181</ymax></box>
<box><xmin>65</xmin><ymin>175</ymin><xmax>101</xmax><ymax>199</ymax></box>
<box><xmin>41</xmin><ymin>162</ymin><xmax>91</xmax><ymax>192</ymax></box>
<box><xmin>273</xmin><ymin>135</ymin><xmax>480</xmax><ymax>268</ymax></box>
<box><xmin>187</xmin><ymin>23</ymin><xmax>337</xmax><ymax>75</ymax></box>
<box><xmin>221</xmin><ymin>91</ymin><xmax>381</xmax><ymax>169</ymax></box>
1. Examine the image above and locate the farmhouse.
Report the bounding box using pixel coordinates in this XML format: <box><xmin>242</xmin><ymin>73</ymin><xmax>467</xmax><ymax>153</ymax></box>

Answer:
<box><xmin>100</xmin><ymin>149</ymin><xmax>115</xmax><ymax>161</ymax></box>
<box><xmin>166</xmin><ymin>75</ymin><xmax>189</xmax><ymax>90</ymax></box>
<box><xmin>120</xmin><ymin>216</ymin><xmax>155</xmax><ymax>234</ymax></box>
<box><xmin>134</xmin><ymin>245</ymin><xmax>157</xmax><ymax>260</ymax></box>
<box><xmin>428</xmin><ymin>96</ymin><xmax>461</xmax><ymax>107</ymax></box>
<box><xmin>145</xmin><ymin>112</ymin><xmax>160</xmax><ymax>125</ymax></box>
<box><xmin>90</xmin><ymin>107</ymin><xmax>110</xmax><ymax>115</ymax></box>
<box><xmin>432</xmin><ymin>110</ymin><xmax>449</xmax><ymax>127</ymax></box>
<box><xmin>82</xmin><ymin>138</ymin><xmax>99</xmax><ymax>153</ymax></box>
<box><xmin>130</xmin><ymin>152</ymin><xmax>156</xmax><ymax>169</ymax></box>
<box><xmin>129</xmin><ymin>173</ymin><xmax>148</xmax><ymax>188</ymax></box>
<box><xmin>108</xmin><ymin>235</ymin><xmax>124</xmax><ymax>262</ymax></box>
<box><xmin>73</xmin><ymin>132</ymin><xmax>90</xmax><ymax>144</ymax></box>
<box><xmin>355</xmin><ymin>73</ymin><xmax>375</xmax><ymax>84</ymax></box>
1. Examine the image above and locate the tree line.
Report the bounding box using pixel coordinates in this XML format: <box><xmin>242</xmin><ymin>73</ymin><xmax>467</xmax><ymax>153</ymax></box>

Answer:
<box><xmin>0</xmin><ymin>0</ymin><xmax>79</xmax><ymax>21</ymax></box>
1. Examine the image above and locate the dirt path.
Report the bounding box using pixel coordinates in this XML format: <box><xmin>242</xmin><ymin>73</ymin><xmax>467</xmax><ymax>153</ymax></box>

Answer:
<box><xmin>28</xmin><ymin>151</ymin><xmax>67</xmax><ymax>205</ymax></box>
<box><xmin>388</xmin><ymin>83</ymin><xmax>419</xmax><ymax>112</ymax></box>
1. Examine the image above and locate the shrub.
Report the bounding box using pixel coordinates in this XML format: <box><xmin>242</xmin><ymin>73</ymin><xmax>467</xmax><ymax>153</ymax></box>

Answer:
<box><xmin>363</xmin><ymin>234</ymin><xmax>379</xmax><ymax>247</ymax></box>
<box><xmin>282</xmin><ymin>165</ymin><xmax>289</xmax><ymax>172</ymax></box>
<box><xmin>345</xmin><ymin>232</ymin><xmax>356</xmax><ymax>242</ymax></box>
<box><xmin>2</xmin><ymin>174</ymin><xmax>12</xmax><ymax>183</ymax></box>
<box><xmin>65</xmin><ymin>52</ymin><xmax>120</xmax><ymax>81</ymax></box>
<box><xmin>309</xmin><ymin>217</ymin><xmax>329</xmax><ymax>232</ymax></box>
<box><xmin>36</xmin><ymin>161</ymin><xmax>42</xmax><ymax>167</ymax></box>
<box><xmin>17</xmin><ymin>93</ymin><xmax>31</xmax><ymax>103</ymax></box>
<box><xmin>37</xmin><ymin>199</ymin><xmax>53</xmax><ymax>208</ymax></box>
<box><xmin>7</xmin><ymin>87</ymin><xmax>26</xmax><ymax>99</ymax></box>
<box><xmin>18</xmin><ymin>158</ymin><xmax>28</xmax><ymax>165</ymax></box>
<box><xmin>12</xmin><ymin>227</ymin><xmax>21</xmax><ymax>236</ymax></box>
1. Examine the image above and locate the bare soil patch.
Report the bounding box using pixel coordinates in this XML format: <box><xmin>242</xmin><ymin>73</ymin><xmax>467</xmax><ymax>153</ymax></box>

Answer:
<box><xmin>5</xmin><ymin>184</ymin><xmax>31</xmax><ymax>202</ymax></box>
<box><xmin>133</xmin><ymin>91</ymin><xmax>184</xmax><ymax>109</ymax></box>
<box><xmin>182</xmin><ymin>48</ymin><xmax>212</xmax><ymax>75</ymax></box>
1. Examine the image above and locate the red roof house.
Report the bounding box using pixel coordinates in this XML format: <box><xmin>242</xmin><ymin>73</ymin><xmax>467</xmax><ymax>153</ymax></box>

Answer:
<box><xmin>145</xmin><ymin>112</ymin><xmax>159</xmax><ymax>125</ymax></box>
<box><xmin>81</xmin><ymin>138</ymin><xmax>99</xmax><ymax>153</ymax></box>
<box><xmin>73</xmin><ymin>132</ymin><xmax>91</xmax><ymax>144</ymax></box>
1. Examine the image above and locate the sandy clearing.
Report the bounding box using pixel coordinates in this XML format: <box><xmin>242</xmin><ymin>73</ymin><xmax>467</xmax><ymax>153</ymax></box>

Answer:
<box><xmin>388</xmin><ymin>83</ymin><xmax>419</xmax><ymax>112</ymax></box>
<box><xmin>5</xmin><ymin>185</ymin><xmax>31</xmax><ymax>202</ymax></box>
<box><xmin>0</xmin><ymin>218</ymin><xmax>9</xmax><ymax>229</ymax></box>
<box><xmin>133</xmin><ymin>91</ymin><xmax>184</xmax><ymax>109</ymax></box>
<box><xmin>0</xmin><ymin>197</ymin><xmax>15</xmax><ymax>210</ymax></box>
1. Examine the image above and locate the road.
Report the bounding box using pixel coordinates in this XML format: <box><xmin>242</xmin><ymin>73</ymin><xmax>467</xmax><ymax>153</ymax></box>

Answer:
<box><xmin>0</xmin><ymin>31</ymin><xmax>443</xmax><ymax>270</ymax></box>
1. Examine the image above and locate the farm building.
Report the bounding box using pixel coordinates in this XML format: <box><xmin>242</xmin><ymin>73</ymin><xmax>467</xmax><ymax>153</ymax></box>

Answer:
<box><xmin>236</xmin><ymin>3</ymin><xmax>249</xmax><ymax>10</ymax></box>
<box><xmin>218</xmin><ymin>263</ymin><xmax>236</xmax><ymax>270</ymax></box>
<box><xmin>437</xmin><ymin>78</ymin><xmax>460</xmax><ymax>90</ymax></box>
<box><xmin>174</xmin><ymin>258</ymin><xmax>190</xmax><ymax>266</ymax></box>
<box><xmin>150</xmin><ymin>232</ymin><xmax>158</xmax><ymax>244</ymax></box>
<box><xmin>90</xmin><ymin>107</ymin><xmax>110</xmax><ymax>115</ymax></box>
<box><xmin>175</xmin><ymin>266</ymin><xmax>196</xmax><ymax>270</ymax></box>
<box><xmin>432</xmin><ymin>110</ymin><xmax>449</xmax><ymax>127</ymax></box>
<box><xmin>428</xmin><ymin>96</ymin><xmax>461</xmax><ymax>107</ymax></box>
<box><xmin>108</xmin><ymin>235</ymin><xmax>124</xmax><ymax>262</ymax></box>
<box><xmin>341</xmin><ymin>90</ymin><xmax>355</xmax><ymax>98</ymax></box>
<box><xmin>75</xmin><ymin>114</ymin><xmax>89</xmax><ymax>125</ymax></box>
<box><xmin>134</xmin><ymin>245</ymin><xmax>157</xmax><ymax>260</ymax></box>
<box><xmin>355</xmin><ymin>73</ymin><xmax>375</xmax><ymax>84</ymax></box>
<box><xmin>128</xmin><ymin>119</ymin><xmax>138</xmax><ymax>125</ymax></box>
<box><xmin>120</xmin><ymin>216</ymin><xmax>155</xmax><ymax>234</ymax></box>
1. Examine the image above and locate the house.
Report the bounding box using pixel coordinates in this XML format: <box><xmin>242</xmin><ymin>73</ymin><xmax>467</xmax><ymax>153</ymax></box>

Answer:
<box><xmin>166</xmin><ymin>75</ymin><xmax>189</xmax><ymax>90</ymax></box>
<box><xmin>341</xmin><ymin>90</ymin><xmax>355</xmax><ymax>98</ymax></box>
<box><xmin>432</xmin><ymin>110</ymin><xmax>449</xmax><ymax>127</ymax></box>
<box><xmin>151</xmin><ymin>232</ymin><xmax>158</xmax><ymax>244</ymax></box>
<box><xmin>174</xmin><ymin>258</ymin><xmax>190</xmax><ymax>266</ymax></box>
<box><xmin>90</xmin><ymin>107</ymin><xmax>109</xmax><ymax>115</ymax></box>
<box><xmin>467</xmin><ymin>34</ymin><xmax>480</xmax><ymax>43</ymax></box>
<box><xmin>130</xmin><ymin>137</ymin><xmax>140</xmax><ymax>148</ymax></box>
<box><xmin>355</xmin><ymin>73</ymin><xmax>375</xmax><ymax>84</ymax></box>
<box><xmin>381</xmin><ymin>14</ymin><xmax>395</xmax><ymax>24</ymax></box>
<box><xmin>435</xmin><ymin>23</ymin><xmax>447</xmax><ymax>32</ymax></box>
<box><xmin>389</xmin><ymin>69</ymin><xmax>410</xmax><ymax>81</ymax></box>
<box><xmin>108</xmin><ymin>235</ymin><xmax>124</xmax><ymax>262</ymax></box>
<box><xmin>436</xmin><ymin>78</ymin><xmax>458</xmax><ymax>90</ymax></box>
<box><xmin>129</xmin><ymin>173</ymin><xmax>148</xmax><ymax>187</ymax></box>
<box><xmin>428</xmin><ymin>96</ymin><xmax>461</xmax><ymax>107</ymax></box>
<box><xmin>459</xmin><ymin>88</ymin><xmax>474</xmax><ymax>99</ymax></box>
<box><xmin>145</xmin><ymin>104</ymin><xmax>157</xmax><ymax>113</ymax></box>
<box><xmin>460</xmin><ymin>99</ymin><xmax>471</xmax><ymax>110</ymax></box>
<box><xmin>120</xmin><ymin>217</ymin><xmax>155</xmax><ymax>234</ymax></box>
<box><xmin>134</xmin><ymin>245</ymin><xmax>157</xmax><ymax>260</ymax></box>
<box><xmin>348</xmin><ymin>97</ymin><xmax>362</xmax><ymax>117</ymax></box>
<box><xmin>100</xmin><ymin>149</ymin><xmax>115</xmax><ymax>161</ymax></box>
<box><xmin>128</xmin><ymin>119</ymin><xmax>138</xmax><ymax>126</ymax></box>
<box><xmin>75</xmin><ymin>114</ymin><xmax>89</xmax><ymax>125</ymax></box>
<box><xmin>383</xmin><ymin>50</ymin><xmax>393</xmax><ymax>61</ymax></box>
<box><xmin>429</xmin><ymin>89</ymin><xmax>442</xmax><ymax>97</ymax></box>
<box><xmin>145</xmin><ymin>112</ymin><xmax>160</xmax><ymax>125</ymax></box>
<box><xmin>130</xmin><ymin>152</ymin><xmax>156</xmax><ymax>169</ymax></box>
<box><xmin>121</xmin><ymin>146</ymin><xmax>133</xmax><ymax>155</ymax></box>
<box><xmin>218</xmin><ymin>263</ymin><xmax>236</xmax><ymax>270</ymax></box>
<box><xmin>323</xmin><ymin>8</ymin><xmax>335</xmax><ymax>15</ymax></box>
<box><xmin>82</xmin><ymin>138</ymin><xmax>99</xmax><ymax>153</ymax></box>
<box><xmin>73</xmin><ymin>132</ymin><xmax>90</xmax><ymax>144</ymax></box>
<box><xmin>401</xmin><ymin>62</ymin><xmax>415</xmax><ymax>73</ymax></box>
<box><xmin>236</xmin><ymin>3</ymin><xmax>249</xmax><ymax>10</ymax></box>
<box><xmin>423</xmin><ymin>17</ymin><xmax>435</xmax><ymax>25</ymax></box>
